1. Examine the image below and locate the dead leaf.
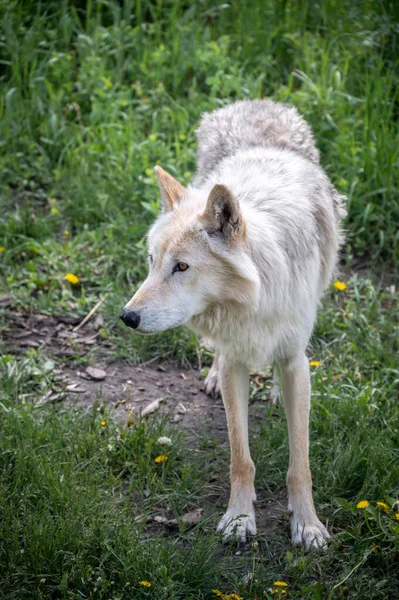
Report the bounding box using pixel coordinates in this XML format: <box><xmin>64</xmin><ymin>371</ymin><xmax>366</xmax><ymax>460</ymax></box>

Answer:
<box><xmin>181</xmin><ymin>508</ymin><xmax>203</xmax><ymax>525</ymax></box>
<box><xmin>85</xmin><ymin>366</ymin><xmax>107</xmax><ymax>380</ymax></box>
<box><xmin>167</xmin><ymin>508</ymin><xmax>203</xmax><ymax>528</ymax></box>
<box><xmin>13</xmin><ymin>331</ymin><xmax>34</xmax><ymax>339</ymax></box>
<box><xmin>141</xmin><ymin>397</ymin><xmax>164</xmax><ymax>416</ymax></box>
<box><xmin>66</xmin><ymin>383</ymin><xmax>86</xmax><ymax>393</ymax></box>
<box><xmin>93</xmin><ymin>314</ymin><xmax>104</xmax><ymax>329</ymax></box>
<box><xmin>23</xmin><ymin>340</ymin><xmax>40</xmax><ymax>348</ymax></box>
<box><xmin>153</xmin><ymin>515</ymin><xmax>169</xmax><ymax>524</ymax></box>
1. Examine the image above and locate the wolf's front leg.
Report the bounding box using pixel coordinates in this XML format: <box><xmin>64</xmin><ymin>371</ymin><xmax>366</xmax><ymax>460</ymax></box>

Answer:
<box><xmin>280</xmin><ymin>354</ymin><xmax>330</xmax><ymax>550</ymax></box>
<box><xmin>216</xmin><ymin>357</ymin><xmax>256</xmax><ymax>543</ymax></box>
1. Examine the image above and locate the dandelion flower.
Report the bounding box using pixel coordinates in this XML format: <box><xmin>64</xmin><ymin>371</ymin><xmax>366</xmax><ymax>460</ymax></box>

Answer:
<box><xmin>0</xmin><ymin>246</ymin><xmax>4</xmax><ymax>253</ymax></box>
<box><xmin>356</xmin><ymin>500</ymin><xmax>369</xmax><ymax>509</ymax></box>
<box><xmin>273</xmin><ymin>590</ymin><xmax>287</xmax><ymax>596</ymax></box>
<box><xmin>64</xmin><ymin>231</ymin><xmax>70</xmax><ymax>236</ymax></box>
<box><xmin>309</xmin><ymin>360</ymin><xmax>320</xmax><ymax>367</ymax></box>
<box><xmin>227</xmin><ymin>595</ymin><xmax>243</xmax><ymax>600</ymax></box>
<box><xmin>154</xmin><ymin>455</ymin><xmax>168</xmax><ymax>463</ymax></box>
<box><xmin>376</xmin><ymin>501</ymin><xmax>389</xmax><ymax>512</ymax></box>
<box><xmin>395</xmin><ymin>513</ymin><xmax>399</xmax><ymax>521</ymax></box>
<box><xmin>212</xmin><ymin>592</ymin><xmax>226</xmax><ymax>599</ymax></box>
<box><xmin>100</xmin><ymin>420</ymin><xmax>107</xmax><ymax>427</ymax></box>
<box><xmin>139</xmin><ymin>580</ymin><xmax>151</xmax><ymax>587</ymax></box>
<box><xmin>273</xmin><ymin>581</ymin><xmax>288</xmax><ymax>587</ymax></box>
<box><xmin>156</xmin><ymin>436</ymin><xmax>172</xmax><ymax>446</ymax></box>
<box><xmin>333</xmin><ymin>280</ymin><xmax>347</xmax><ymax>291</ymax></box>
<box><xmin>65</xmin><ymin>273</ymin><xmax>79</xmax><ymax>285</ymax></box>
<box><xmin>149</xmin><ymin>133</ymin><xmax>157</xmax><ymax>142</ymax></box>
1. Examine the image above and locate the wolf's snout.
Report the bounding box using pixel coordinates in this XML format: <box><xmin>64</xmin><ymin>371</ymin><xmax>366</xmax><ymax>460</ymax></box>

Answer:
<box><xmin>120</xmin><ymin>309</ymin><xmax>141</xmax><ymax>330</ymax></box>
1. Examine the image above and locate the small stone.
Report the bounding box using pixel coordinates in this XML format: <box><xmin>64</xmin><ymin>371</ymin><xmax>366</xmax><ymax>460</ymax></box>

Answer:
<box><xmin>85</xmin><ymin>366</ymin><xmax>107</xmax><ymax>380</ymax></box>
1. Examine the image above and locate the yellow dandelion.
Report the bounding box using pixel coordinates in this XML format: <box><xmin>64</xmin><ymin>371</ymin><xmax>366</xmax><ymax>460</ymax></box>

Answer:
<box><xmin>50</xmin><ymin>207</ymin><xmax>59</xmax><ymax>215</ymax></box>
<box><xmin>139</xmin><ymin>580</ymin><xmax>151</xmax><ymax>587</ymax></box>
<box><xmin>394</xmin><ymin>513</ymin><xmax>399</xmax><ymax>521</ymax></box>
<box><xmin>154</xmin><ymin>454</ymin><xmax>168</xmax><ymax>463</ymax></box>
<box><xmin>273</xmin><ymin>590</ymin><xmax>287</xmax><ymax>595</ymax></box>
<box><xmin>100</xmin><ymin>420</ymin><xmax>107</xmax><ymax>427</ymax></box>
<box><xmin>65</xmin><ymin>273</ymin><xmax>79</xmax><ymax>285</ymax></box>
<box><xmin>227</xmin><ymin>594</ymin><xmax>243</xmax><ymax>600</ymax></box>
<box><xmin>145</xmin><ymin>168</ymin><xmax>153</xmax><ymax>177</ymax></box>
<box><xmin>309</xmin><ymin>360</ymin><xmax>320</xmax><ymax>367</ymax></box>
<box><xmin>333</xmin><ymin>280</ymin><xmax>347</xmax><ymax>291</ymax></box>
<box><xmin>179</xmin><ymin>133</ymin><xmax>186</xmax><ymax>141</ymax></box>
<box><xmin>0</xmin><ymin>246</ymin><xmax>4</xmax><ymax>253</ymax></box>
<box><xmin>212</xmin><ymin>592</ymin><xmax>226</xmax><ymax>599</ymax></box>
<box><xmin>149</xmin><ymin>133</ymin><xmax>157</xmax><ymax>142</ymax></box>
<box><xmin>356</xmin><ymin>500</ymin><xmax>369</xmax><ymax>509</ymax></box>
<box><xmin>376</xmin><ymin>502</ymin><xmax>389</xmax><ymax>512</ymax></box>
<box><xmin>64</xmin><ymin>231</ymin><xmax>70</xmax><ymax>236</ymax></box>
<box><xmin>273</xmin><ymin>581</ymin><xmax>288</xmax><ymax>587</ymax></box>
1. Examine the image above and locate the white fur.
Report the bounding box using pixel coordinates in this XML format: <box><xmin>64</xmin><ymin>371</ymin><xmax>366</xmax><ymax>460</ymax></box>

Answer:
<box><xmin>123</xmin><ymin>100</ymin><xmax>345</xmax><ymax>549</ymax></box>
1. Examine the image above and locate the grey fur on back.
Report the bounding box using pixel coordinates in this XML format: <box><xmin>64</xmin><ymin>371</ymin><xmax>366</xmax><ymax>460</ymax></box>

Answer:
<box><xmin>194</xmin><ymin>100</ymin><xmax>320</xmax><ymax>186</ymax></box>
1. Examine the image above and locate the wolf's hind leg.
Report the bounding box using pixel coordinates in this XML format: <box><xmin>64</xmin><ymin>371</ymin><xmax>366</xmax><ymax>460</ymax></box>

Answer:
<box><xmin>204</xmin><ymin>348</ymin><xmax>221</xmax><ymax>398</ymax></box>
<box><xmin>280</xmin><ymin>354</ymin><xmax>330</xmax><ymax>550</ymax></box>
<box><xmin>270</xmin><ymin>364</ymin><xmax>280</xmax><ymax>405</ymax></box>
<box><xmin>216</xmin><ymin>357</ymin><xmax>256</xmax><ymax>543</ymax></box>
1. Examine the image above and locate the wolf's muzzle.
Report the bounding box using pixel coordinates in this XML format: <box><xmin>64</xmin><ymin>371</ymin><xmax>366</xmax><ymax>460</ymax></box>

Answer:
<box><xmin>119</xmin><ymin>309</ymin><xmax>141</xmax><ymax>330</ymax></box>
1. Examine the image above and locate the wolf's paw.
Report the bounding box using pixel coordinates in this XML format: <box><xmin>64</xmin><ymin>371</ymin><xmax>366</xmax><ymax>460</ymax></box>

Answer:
<box><xmin>291</xmin><ymin>516</ymin><xmax>330</xmax><ymax>550</ymax></box>
<box><xmin>216</xmin><ymin>509</ymin><xmax>257</xmax><ymax>544</ymax></box>
<box><xmin>204</xmin><ymin>367</ymin><xmax>221</xmax><ymax>398</ymax></box>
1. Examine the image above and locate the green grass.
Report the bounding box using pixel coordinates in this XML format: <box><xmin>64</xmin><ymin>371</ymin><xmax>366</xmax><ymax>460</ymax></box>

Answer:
<box><xmin>0</xmin><ymin>1</ymin><xmax>398</xmax><ymax>598</ymax></box>
<box><xmin>1</xmin><ymin>278</ymin><xmax>398</xmax><ymax>599</ymax></box>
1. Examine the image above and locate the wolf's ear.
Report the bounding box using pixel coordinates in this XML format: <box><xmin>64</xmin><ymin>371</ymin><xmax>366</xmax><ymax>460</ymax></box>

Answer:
<box><xmin>201</xmin><ymin>184</ymin><xmax>244</xmax><ymax>239</ymax></box>
<box><xmin>154</xmin><ymin>166</ymin><xmax>186</xmax><ymax>212</ymax></box>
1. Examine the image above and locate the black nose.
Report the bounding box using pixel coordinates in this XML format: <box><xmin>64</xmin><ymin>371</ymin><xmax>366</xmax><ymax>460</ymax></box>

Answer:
<box><xmin>120</xmin><ymin>309</ymin><xmax>141</xmax><ymax>330</ymax></box>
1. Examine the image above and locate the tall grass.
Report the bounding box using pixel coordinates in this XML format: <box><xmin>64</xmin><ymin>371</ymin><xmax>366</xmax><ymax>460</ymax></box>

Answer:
<box><xmin>0</xmin><ymin>0</ymin><xmax>398</xmax><ymax>262</ymax></box>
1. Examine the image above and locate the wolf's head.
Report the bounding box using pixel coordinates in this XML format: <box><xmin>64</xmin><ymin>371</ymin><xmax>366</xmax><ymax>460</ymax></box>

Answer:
<box><xmin>120</xmin><ymin>167</ymin><xmax>260</xmax><ymax>334</ymax></box>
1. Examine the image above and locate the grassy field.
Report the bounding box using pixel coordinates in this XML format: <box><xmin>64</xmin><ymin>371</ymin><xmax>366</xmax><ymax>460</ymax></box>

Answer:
<box><xmin>0</xmin><ymin>0</ymin><xmax>398</xmax><ymax>598</ymax></box>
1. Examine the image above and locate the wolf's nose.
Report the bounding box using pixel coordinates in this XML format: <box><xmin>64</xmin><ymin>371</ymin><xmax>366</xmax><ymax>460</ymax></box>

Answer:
<box><xmin>120</xmin><ymin>309</ymin><xmax>141</xmax><ymax>330</ymax></box>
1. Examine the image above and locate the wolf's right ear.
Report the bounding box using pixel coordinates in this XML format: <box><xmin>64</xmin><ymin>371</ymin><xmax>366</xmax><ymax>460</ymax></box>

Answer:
<box><xmin>201</xmin><ymin>184</ymin><xmax>244</xmax><ymax>239</ymax></box>
<box><xmin>154</xmin><ymin>166</ymin><xmax>186</xmax><ymax>212</ymax></box>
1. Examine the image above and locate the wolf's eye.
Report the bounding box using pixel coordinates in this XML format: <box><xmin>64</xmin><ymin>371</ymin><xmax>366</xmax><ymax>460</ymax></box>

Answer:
<box><xmin>148</xmin><ymin>253</ymin><xmax>153</xmax><ymax>264</ymax></box>
<box><xmin>173</xmin><ymin>262</ymin><xmax>189</xmax><ymax>273</ymax></box>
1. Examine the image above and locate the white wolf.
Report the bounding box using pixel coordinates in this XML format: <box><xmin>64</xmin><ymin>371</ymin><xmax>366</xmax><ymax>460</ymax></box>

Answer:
<box><xmin>121</xmin><ymin>100</ymin><xmax>346</xmax><ymax>549</ymax></box>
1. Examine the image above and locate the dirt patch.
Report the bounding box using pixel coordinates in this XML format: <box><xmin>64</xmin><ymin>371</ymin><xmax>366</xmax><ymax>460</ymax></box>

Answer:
<box><xmin>1</xmin><ymin>311</ymin><xmax>275</xmax><ymax>442</ymax></box>
<box><xmin>2</xmin><ymin>310</ymin><xmax>110</xmax><ymax>357</ymax></box>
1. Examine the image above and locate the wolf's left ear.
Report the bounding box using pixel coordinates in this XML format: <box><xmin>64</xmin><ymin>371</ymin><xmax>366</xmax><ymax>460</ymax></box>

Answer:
<box><xmin>154</xmin><ymin>166</ymin><xmax>186</xmax><ymax>212</ymax></box>
<box><xmin>201</xmin><ymin>184</ymin><xmax>244</xmax><ymax>239</ymax></box>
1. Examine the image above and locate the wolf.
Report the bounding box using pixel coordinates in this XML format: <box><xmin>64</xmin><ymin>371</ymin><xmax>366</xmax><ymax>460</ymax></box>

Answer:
<box><xmin>120</xmin><ymin>100</ymin><xmax>346</xmax><ymax>549</ymax></box>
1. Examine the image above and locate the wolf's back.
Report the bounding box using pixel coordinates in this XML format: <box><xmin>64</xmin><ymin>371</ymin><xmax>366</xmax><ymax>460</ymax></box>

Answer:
<box><xmin>194</xmin><ymin>100</ymin><xmax>320</xmax><ymax>186</ymax></box>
